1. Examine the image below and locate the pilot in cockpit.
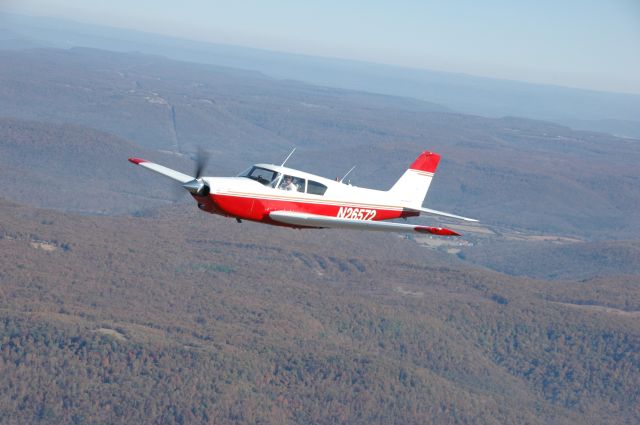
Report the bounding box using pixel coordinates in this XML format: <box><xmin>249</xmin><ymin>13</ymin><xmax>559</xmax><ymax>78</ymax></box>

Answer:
<box><xmin>280</xmin><ymin>175</ymin><xmax>298</xmax><ymax>191</ymax></box>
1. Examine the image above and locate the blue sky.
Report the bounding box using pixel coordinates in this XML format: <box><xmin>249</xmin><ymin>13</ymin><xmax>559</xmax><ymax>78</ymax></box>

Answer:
<box><xmin>3</xmin><ymin>0</ymin><xmax>640</xmax><ymax>94</ymax></box>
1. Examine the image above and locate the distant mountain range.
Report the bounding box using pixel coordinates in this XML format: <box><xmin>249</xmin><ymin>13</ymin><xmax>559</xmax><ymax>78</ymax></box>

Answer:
<box><xmin>2</xmin><ymin>12</ymin><xmax>640</xmax><ymax>138</ymax></box>
<box><xmin>1</xmin><ymin>48</ymin><xmax>639</xmax><ymax>240</ymax></box>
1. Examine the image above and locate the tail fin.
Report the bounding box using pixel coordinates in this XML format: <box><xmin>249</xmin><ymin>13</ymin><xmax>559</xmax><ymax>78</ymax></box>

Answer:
<box><xmin>388</xmin><ymin>151</ymin><xmax>440</xmax><ymax>208</ymax></box>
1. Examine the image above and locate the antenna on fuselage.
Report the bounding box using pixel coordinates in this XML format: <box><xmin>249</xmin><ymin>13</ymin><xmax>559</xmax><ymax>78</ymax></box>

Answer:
<box><xmin>280</xmin><ymin>148</ymin><xmax>296</xmax><ymax>167</ymax></box>
<box><xmin>339</xmin><ymin>165</ymin><xmax>356</xmax><ymax>183</ymax></box>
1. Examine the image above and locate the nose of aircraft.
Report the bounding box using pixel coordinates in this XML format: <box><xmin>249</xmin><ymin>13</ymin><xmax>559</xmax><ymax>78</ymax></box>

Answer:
<box><xmin>182</xmin><ymin>178</ymin><xmax>210</xmax><ymax>196</ymax></box>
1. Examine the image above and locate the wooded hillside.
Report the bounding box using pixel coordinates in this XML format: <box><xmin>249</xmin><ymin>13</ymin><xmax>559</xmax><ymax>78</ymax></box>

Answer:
<box><xmin>0</xmin><ymin>199</ymin><xmax>638</xmax><ymax>424</ymax></box>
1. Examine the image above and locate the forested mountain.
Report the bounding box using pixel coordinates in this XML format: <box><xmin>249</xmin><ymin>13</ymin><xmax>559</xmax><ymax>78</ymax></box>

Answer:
<box><xmin>0</xmin><ymin>118</ymin><xmax>192</xmax><ymax>214</ymax></box>
<box><xmin>458</xmin><ymin>238</ymin><xmax>640</xmax><ymax>281</ymax></box>
<box><xmin>0</xmin><ymin>199</ymin><xmax>638</xmax><ymax>424</ymax></box>
<box><xmin>0</xmin><ymin>41</ymin><xmax>638</xmax><ymax>425</ymax></box>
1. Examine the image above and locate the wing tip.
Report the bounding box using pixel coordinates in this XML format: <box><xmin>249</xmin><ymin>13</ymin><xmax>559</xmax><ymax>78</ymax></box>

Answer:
<box><xmin>128</xmin><ymin>157</ymin><xmax>147</xmax><ymax>165</ymax></box>
<box><xmin>416</xmin><ymin>226</ymin><xmax>461</xmax><ymax>236</ymax></box>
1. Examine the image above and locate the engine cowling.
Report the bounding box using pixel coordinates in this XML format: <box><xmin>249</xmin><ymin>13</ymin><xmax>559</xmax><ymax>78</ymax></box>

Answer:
<box><xmin>182</xmin><ymin>178</ymin><xmax>210</xmax><ymax>197</ymax></box>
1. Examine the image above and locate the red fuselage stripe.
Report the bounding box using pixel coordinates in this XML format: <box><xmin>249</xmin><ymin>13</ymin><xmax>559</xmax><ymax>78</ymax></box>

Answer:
<box><xmin>201</xmin><ymin>193</ymin><xmax>413</xmax><ymax>223</ymax></box>
<box><xmin>217</xmin><ymin>191</ymin><xmax>404</xmax><ymax>210</ymax></box>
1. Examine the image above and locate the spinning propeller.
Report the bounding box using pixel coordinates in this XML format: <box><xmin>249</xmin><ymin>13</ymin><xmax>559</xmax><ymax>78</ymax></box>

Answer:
<box><xmin>182</xmin><ymin>148</ymin><xmax>210</xmax><ymax>197</ymax></box>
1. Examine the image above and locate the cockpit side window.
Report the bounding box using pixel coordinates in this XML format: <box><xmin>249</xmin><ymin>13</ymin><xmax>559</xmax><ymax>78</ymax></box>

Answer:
<box><xmin>307</xmin><ymin>180</ymin><xmax>327</xmax><ymax>195</ymax></box>
<box><xmin>278</xmin><ymin>174</ymin><xmax>305</xmax><ymax>192</ymax></box>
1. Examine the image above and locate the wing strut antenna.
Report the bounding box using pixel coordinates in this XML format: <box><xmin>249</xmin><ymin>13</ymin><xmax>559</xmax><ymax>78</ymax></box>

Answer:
<box><xmin>280</xmin><ymin>148</ymin><xmax>296</xmax><ymax>167</ymax></box>
<box><xmin>339</xmin><ymin>165</ymin><xmax>356</xmax><ymax>183</ymax></box>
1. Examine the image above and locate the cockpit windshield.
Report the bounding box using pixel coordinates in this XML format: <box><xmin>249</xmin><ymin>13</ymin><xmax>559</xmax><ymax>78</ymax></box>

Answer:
<box><xmin>241</xmin><ymin>166</ymin><xmax>280</xmax><ymax>187</ymax></box>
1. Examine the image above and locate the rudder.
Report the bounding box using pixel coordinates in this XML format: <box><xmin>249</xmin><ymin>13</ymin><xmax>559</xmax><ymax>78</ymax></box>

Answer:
<box><xmin>388</xmin><ymin>151</ymin><xmax>440</xmax><ymax>208</ymax></box>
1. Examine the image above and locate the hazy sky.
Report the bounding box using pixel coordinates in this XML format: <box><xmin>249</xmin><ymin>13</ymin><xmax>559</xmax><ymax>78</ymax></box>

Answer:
<box><xmin>3</xmin><ymin>0</ymin><xmax>640</xmax><ymax>94</ymax></box>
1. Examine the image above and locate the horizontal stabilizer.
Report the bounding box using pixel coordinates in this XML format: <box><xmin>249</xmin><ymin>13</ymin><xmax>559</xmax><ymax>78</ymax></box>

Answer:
<box><xmin>128</xmin><ymin>158</ymin><xmax>193</xmax><ymax>184</ymax></box>
<box><xmin>269</xmin><ymin>211</ymin><xmax>460</xmax><ymax>236</ymax></box>
<box><xmin>409</xmin><ymin>207</ymin><xmax>478</xmax><ymax>222</ymax></box>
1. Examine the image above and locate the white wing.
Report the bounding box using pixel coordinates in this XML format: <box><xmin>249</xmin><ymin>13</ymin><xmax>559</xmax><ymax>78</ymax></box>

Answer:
<box><xmin>269</xmin><ymin>211</ymin><xmax>460</xmax><ymax>236</ymax></box>
<box><xmin>128</xmin><ymin>158</ymin><xmax>193</xmax><ymax>184</ymax></box>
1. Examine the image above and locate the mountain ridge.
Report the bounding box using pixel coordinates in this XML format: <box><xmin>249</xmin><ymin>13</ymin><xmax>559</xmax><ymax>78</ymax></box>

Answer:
<box><xmin>3</xmin><ymin>12</ymin><xmax>640</xmax><ymax>137</ymax></box>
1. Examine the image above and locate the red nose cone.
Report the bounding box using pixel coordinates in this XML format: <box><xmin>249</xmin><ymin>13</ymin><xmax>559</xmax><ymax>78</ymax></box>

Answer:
<box><xmin>128</xmin><ymin>157</ymin><xmax>147</xmax><ymax>164</ymax></box>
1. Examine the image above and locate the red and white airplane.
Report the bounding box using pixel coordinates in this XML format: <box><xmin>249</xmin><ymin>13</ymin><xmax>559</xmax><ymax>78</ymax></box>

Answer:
<box><xmin>128</xmin><ymin>150</ymin><xmax>476</xmax><ymax>236</ymax></box>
